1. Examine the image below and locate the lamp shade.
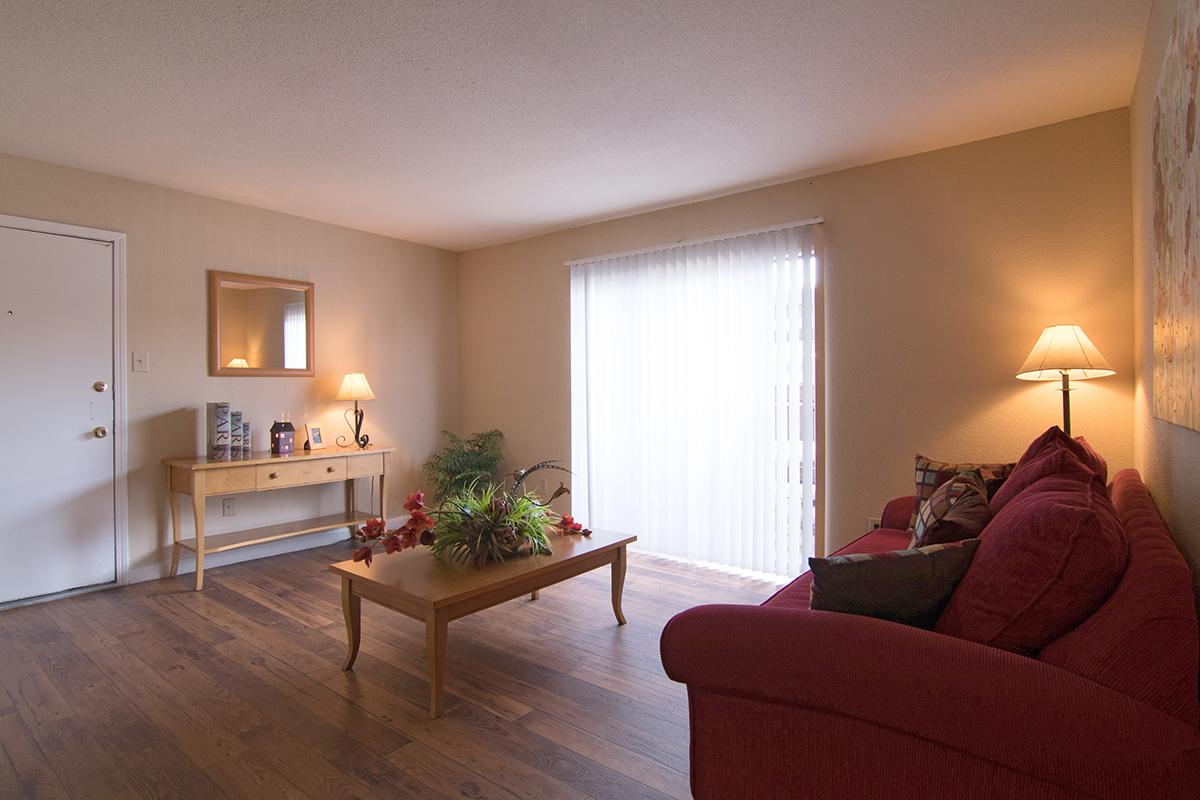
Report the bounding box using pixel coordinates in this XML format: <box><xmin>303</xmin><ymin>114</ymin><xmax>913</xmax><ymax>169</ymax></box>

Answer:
<box><xmin>226</xmin><ymin>357</ymin><xmax>250</xmax><ymax>369</ymax></box>
<box><xmin>1016</xmin><ymin>325</ymin><xmax>1115</xmax><ymax>381</ymax></box>
<box><xmin>336</xmin><ymin>372</ymin><xmax>376</xmax><ymax>401</ymax></box>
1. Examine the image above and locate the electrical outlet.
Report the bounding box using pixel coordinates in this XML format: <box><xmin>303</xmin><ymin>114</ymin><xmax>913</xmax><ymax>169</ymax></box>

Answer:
<box><xmin>132</xmin><ymin>350</ymin><xmax>150</xmax><ymax>372</ymax></box>
<box><xmin>222</xmin><ymin>497</ymin><xmax>235</xmax><ymax>517</ymax></box>
<box><xmin>868</xmin><ymin>516</ymin><xmax>881</xmax><ymax>531</ymax></box>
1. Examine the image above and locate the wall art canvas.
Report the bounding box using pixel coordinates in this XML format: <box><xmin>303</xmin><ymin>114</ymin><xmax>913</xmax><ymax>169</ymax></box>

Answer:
<box><xmin>1154</xmin><ymin>0</ymin><xmax>1200</xmax><ymax>430</ymax></box>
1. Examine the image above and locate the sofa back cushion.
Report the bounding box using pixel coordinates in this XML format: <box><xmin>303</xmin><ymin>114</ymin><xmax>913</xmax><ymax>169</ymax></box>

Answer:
<box><xmin>1037</xmin><ymin>469</ymin><xmax>1200</xmax><ymax>726</ymax></box>
<box><xmin>936</xmin><ymin>473</ymin><xmax>1128</xmax><ymax>656</ymax></box>
<box><xmin>911</xmin><ymin>455</ymin><xmax>1014</xmax><ymax>529</ymax></box>
<box><xmin>912</xmin><ymin>472</ymin><xmax>991</xmax><ymax>547</ymax></box>
<box><xmin>988</xmin><ymin>427</ymin><xmax>1104</xmax><ymax>515</ymax></box>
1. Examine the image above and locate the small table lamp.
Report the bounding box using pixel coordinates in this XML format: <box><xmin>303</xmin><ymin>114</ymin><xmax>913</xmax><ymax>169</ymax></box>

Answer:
<box><xmin>1016</xmin><ymin>324</ymin><xmax>1114</xmax><ymax>436</ymax></box>
<box><xmin>337</xmin><ymin>372</ymin><xmax>375</xmax><ymax>449</ymax></box>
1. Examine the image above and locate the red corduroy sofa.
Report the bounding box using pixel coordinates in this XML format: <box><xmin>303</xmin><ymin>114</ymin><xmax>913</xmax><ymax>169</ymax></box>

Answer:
<box><xmin>661</xmin><ymin>468</ymin><xmax>1200</xmax><ymax>799</ymax></box>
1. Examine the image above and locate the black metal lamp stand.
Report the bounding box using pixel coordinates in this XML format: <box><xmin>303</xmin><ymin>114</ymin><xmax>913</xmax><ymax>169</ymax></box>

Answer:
<box><xmin>1059</xmin><ymin>371</ymin><xmax>1072</xmax><ymax>436</ymax></box>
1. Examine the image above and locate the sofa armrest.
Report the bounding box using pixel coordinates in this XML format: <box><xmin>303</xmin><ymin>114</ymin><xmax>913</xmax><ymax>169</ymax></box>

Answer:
<box><xmin>880</xmin><ymin>494</ymin><xmax>917</xmax><ymax>530</ymax></box>
<box><xmin>662</xmin><ymin>604</ymin><xmax>1200</xmax><ymax>798</ymax></box>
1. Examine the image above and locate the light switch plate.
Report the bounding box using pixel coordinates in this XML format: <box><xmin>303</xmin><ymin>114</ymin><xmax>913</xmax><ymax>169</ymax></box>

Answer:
<box><xmin>132</xmin><ymin>351</ymin><xmax>149</xmax><ymax>372</ymax></box>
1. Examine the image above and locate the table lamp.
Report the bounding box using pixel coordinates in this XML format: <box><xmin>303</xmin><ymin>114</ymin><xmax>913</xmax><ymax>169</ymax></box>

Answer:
<box><xmin>337</xmin><ymin>372</ymin><xmax>375</xmax><ymax>449</ymax></box>
<box><xmin>1016</xmin><ymin>324</ymin><xmax>1114</xmax><ymax>436</ymax></box>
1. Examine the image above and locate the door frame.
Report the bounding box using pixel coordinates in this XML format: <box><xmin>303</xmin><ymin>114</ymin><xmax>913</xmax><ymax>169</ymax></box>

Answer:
<box><xmin>0</xmin><ymin>214</ymin><xmax>129</xmax><ymax>591</ymax></box>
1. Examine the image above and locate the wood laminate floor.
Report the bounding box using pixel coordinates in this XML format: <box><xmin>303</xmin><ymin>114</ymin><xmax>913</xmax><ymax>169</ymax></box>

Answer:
<box><xmin>0</xmin><ymin>541</ymin><xmax>783</xmax><ymax>799</ymax></box>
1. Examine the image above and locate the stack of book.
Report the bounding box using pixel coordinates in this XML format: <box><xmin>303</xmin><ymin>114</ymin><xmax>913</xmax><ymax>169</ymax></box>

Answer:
<box><xmin>206</xmin><ymin>402</ymin><xmax>252</xmax><ymax>459</ymax></box>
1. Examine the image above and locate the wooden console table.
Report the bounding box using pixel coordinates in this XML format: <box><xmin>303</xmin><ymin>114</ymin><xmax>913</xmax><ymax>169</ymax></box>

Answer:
<box><xmin>163</xmin><ymin>447</ymin><xmax>391</xmax><ymax>590</ymax></box>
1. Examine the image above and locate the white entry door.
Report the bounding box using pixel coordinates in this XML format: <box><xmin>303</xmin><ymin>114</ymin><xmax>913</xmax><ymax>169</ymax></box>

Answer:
<box><xmin>0</xmin><ymin>224</ymin><xmax>117</xmax><ymax>603</ymax></box>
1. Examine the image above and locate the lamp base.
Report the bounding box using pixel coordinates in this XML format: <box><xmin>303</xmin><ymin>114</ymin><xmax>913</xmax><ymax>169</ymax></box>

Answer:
<box><xmin>338</xmin><ymin>402</ymin><xmax>370</xmax><ymax>449</ymax></box>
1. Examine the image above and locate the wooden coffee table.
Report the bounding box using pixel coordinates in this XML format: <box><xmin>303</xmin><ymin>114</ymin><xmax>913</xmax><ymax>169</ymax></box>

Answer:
<box><xmin>329</xmin><ymin>529</ymin><xmax>636</xmax><ymax>717</ymax></box>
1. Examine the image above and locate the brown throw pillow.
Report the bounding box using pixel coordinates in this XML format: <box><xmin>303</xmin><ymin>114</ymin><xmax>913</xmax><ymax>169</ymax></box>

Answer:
<box><xmin>809</xmin><ymin>539</ymin><xmax>981</xmax><ymax>629</ymax></box>
<box><xmin>912</xmin><ymin>471</ymin><xmax>991</xmax><ymax>548</ymax></box>
<box><xmin>911</xmin><ymin>455</ymin><xmax>1015</xmax><ymax>529</ymax></box>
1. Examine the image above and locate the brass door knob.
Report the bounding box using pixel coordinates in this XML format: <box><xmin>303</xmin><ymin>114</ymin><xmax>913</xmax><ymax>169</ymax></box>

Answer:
<box><xmin>93</xmin><ymin>426</ymin><xmax>109</xmax><ymax>438</ymax></box>
<box><xmin>327</xmin><ymin>466</ymin><xmax>335</xmax><ymax>472</ymax></box>
<box><xmin>269</xmin><ymin>472</ymin><xmax>279</xmax><ymax>479</ymax></box>
<box><xmin>92</xmin><ymin>381</ymin><xmax>109</xmax><ymax>393</ymax></box>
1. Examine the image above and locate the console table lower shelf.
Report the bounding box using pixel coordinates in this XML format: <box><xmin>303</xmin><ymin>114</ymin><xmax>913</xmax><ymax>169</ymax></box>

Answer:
<box><xmin>163</xmin><ymin>447</ymin><xmax>392</xmax><ymax>590</ymax></box>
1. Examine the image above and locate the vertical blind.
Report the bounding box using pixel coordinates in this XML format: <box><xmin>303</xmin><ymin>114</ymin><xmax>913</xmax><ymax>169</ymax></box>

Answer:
<box><xmin>570</xmin><ymin>224</ymin><xmax>819</xmax><ymax>577</ymax></box>
<box><xmin>282</xmin><ymin>302</ymin><xmax>306</xmax><ymax>370</ymax></box>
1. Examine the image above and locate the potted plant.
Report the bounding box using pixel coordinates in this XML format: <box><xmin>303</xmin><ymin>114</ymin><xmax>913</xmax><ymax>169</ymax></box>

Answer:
<box><xmin>422</xmin><ymin>429</ymin><xmax>505</xmax><ymax>501</ymax></box>
<box><xmin>351</xmin><ymin>461</ymin><xmax>587</xmax><ymax>568</ymax></box>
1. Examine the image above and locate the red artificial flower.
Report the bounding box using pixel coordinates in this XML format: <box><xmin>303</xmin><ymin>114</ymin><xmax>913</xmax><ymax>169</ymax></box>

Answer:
<box><xmin>406</xmin><ymin>509</ymin><xmax>435</xmax><ymax>532</ymax></box>
<box><xmin>561</xmin><ymin>514</ymin><xmax>575</xmax><ymax>527</ymax></box>
<box><xmin>403</xmin><ymin>491</ymin><xmax>425</xmax><ymax>512</ymax></box>
<box><xmin>419</xmin><ymin>528</ymin><xmax>436</xmax><ymax>546</ymax></box>
<box><xmin>352</xmin><ymin>546</ymin><xmax>374</xmax><ymax>567</ymax></box>
<box><xmin>398</xmin><ymin>528</ymin><xmax>419</xmax><ymax>550</ymax></box>
<box><xmin>382</xmin><ymin>535</ymin><xmax>403</xmax><ymax>555</ymax></box>
<box><xmin>358</xmin><ymin>518</ymin><xmax>386</xmax><ymax>540</ymax></box>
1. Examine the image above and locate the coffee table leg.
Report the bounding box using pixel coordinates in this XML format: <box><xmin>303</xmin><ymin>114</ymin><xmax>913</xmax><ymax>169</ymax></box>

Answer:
<box><xmin>341</xmin><ymin>577</ymin><xmax>361</xmax><ymax>671</ymax></box>
<box><xmin>425</xmin><ymin>607</ymin><xmax>448</xmax><ymax>718</ymax></box>
<box><xmin>611</xmin><ymin>545</ymin><xmax>628</xmax><ymax>625</ymax></box>
<box><xmin>530</xmin><ymin>590</ymin><xmax>539</xmax><ymax>601</ymax></box>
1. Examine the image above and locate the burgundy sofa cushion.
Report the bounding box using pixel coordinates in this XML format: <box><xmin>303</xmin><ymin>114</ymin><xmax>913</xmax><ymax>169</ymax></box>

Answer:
<box><xmin>1073</xmin><ymin>435</ymin><xmax>1108</xmax><ymax>481</ymax></box>
<box><xmin>809</xmin><ymin>539</ymin><xmax>979</xmax><ymax>629</ymax></box>
<box><xmin>988</xmin><ymin>426</ymin><xmax>1103</xmax><ymax>514</ymax></box>
<box><xmin>937</xmin><ymin>473</ymin><xmax>1128</xmax><ymax>656</ymax></box>
<box><xmin>1038</xmin><ymin>469</ymin><xmax>1200</xmax><ymax>726</ymax></box>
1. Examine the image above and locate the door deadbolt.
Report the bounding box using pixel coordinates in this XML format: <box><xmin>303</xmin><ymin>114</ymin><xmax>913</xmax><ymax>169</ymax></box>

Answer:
<box><xmin>93</xmin><ymin>381</ymin><xmax>109</xmax><ymax>393</ymax></box>
<box><xmin>93</xmin><ymin>426</ymin><xmax>109</xmax><ymax>438</ymax></box>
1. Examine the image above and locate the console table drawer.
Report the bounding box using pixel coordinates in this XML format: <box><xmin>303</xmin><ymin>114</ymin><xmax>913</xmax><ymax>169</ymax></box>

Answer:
<box><xmin>257</xmin><ymin>458</ymin><xmax>346</xmax><ymax>489</ymax></box>
<box><xmin>346</xmin><ymin>453</ymin><xmax>385</xmax><ymax>479</ymax></box>
<box><xmin>204</xmin><ymin>466</ymin><xmax>257</xmax><ymax>495</ymax></box>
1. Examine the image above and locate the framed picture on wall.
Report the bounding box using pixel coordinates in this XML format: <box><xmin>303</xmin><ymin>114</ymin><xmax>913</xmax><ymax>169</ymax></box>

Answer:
<box><xmin>1153</xmin><ymin>0</ymin><xmax>1200</xmax><ymax>432</ymax></box>
<box><xmin>305</xmin><ymin>422</ymin><xmax>327</xmax><ymax>450</ymax></box>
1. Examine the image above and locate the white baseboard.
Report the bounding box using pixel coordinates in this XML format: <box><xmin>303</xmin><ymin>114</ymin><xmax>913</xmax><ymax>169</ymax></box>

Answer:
<box><xmin>124</xmin><ymin>529</ymin><xmax>354</xmax><ymax>585</ymax></box>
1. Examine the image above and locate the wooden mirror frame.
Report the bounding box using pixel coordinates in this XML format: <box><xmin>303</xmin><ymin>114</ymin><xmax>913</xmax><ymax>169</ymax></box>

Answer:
<box><xmin>208</xmin><ymin>270</ymin><xmax>315</xmax><ymax>377</ymax></box>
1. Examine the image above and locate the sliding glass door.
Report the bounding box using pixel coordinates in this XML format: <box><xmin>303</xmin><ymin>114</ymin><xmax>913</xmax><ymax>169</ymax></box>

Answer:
<box><xmin>570</xmin><ymin>223</ymin><xmax>820</xmax><ymax>577</ymax></box>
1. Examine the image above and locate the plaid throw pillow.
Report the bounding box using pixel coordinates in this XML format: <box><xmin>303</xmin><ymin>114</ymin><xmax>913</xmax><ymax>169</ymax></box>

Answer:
<box><xmin>910</xmin><ymin>455</ymin><xmax>1015</xmax><ymax>530</ymax></box>
<box><xmin>809</xmin><ymin>539</ymin><xmax>981</xmax><ymax>629</ymax></box>
<box><xmin>912</xmin><ymin>471</ymin><xmax>991</xmax><ymax>547</ymax></box>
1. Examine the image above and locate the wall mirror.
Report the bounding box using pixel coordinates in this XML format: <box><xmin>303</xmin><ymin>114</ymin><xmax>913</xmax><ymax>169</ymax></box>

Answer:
<box><xmin>208</xmin><ymin>270</ymin><xmax>315</xmax><ymax>376</ymax></box>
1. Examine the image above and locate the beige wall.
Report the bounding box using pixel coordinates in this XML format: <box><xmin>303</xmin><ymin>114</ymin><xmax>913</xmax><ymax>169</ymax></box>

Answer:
<box><xmin>0</xmin><ymin>152</ymin><xmax>460</xmax><ymax>576</ymax></box>
<box><xmin>1133</xmin><ymin>0</ymin><xmax>1200</xmax><ymax>592</ymax></box>
<box><xmin>458</xmin><ymin>110</ymin><xmax>1135</xmax><ymax>554</ymax></box>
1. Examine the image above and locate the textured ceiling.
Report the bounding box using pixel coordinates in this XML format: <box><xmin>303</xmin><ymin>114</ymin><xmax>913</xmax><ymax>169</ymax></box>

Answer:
<box><xmin>0</xmin><ymin>1</ymin><xmax>1150</xmax><ymax>251</ymax></box>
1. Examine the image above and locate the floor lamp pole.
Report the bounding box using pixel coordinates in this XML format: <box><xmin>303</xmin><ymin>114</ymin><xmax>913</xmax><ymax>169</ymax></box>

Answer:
<box><xmin>1059</xmin><ymin>371</ymin><xmax>1072</xmax><ymax>437</ymax></box>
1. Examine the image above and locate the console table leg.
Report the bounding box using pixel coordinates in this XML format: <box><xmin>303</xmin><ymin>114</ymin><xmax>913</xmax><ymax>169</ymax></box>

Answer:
<box><xmin>425</xmin><ymin>607</ymin><xmax>448</xmax><ymax>718</ymax></box>
<box><xmin>341</xmin><ymin>577</ymin><xmax>361</xmax><ymax>671</ymax></box>
<box><xmin>168</xmin><ymin>487</ymin><xmax>181</xmax><ymax>578</ymax></box>
<box><xmin>192</xmin><ymin>472</ymin><xmax>206</xmax><ymax>591</ymax></box>
<box><xmin>530</xmin><ymin>590</ymin><xmax>539</xmax><ymax>601</ymax></box>
<box><xmin>611</xmin><ymin>545</ymin><xmax>628</xmax><ymax>625</ymax></box>
<box><xmin>379</xmin><ymin>464</ymin><xmax>388</xmax><ymax>521</ymax></box>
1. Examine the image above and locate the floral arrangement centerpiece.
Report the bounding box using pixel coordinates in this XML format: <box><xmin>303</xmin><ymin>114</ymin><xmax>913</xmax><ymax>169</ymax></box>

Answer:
<box><xmin>351</xmin><ymin>461</ymin><xmax>590</xmax><ymax>568</ymax></box>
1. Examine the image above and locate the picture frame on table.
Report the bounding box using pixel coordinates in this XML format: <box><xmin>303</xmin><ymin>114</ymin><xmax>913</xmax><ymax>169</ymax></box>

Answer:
<box><xmin>305</xmin><ymin>422</ymin><xmax>327</xmax><ymax>450</ymax></box>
